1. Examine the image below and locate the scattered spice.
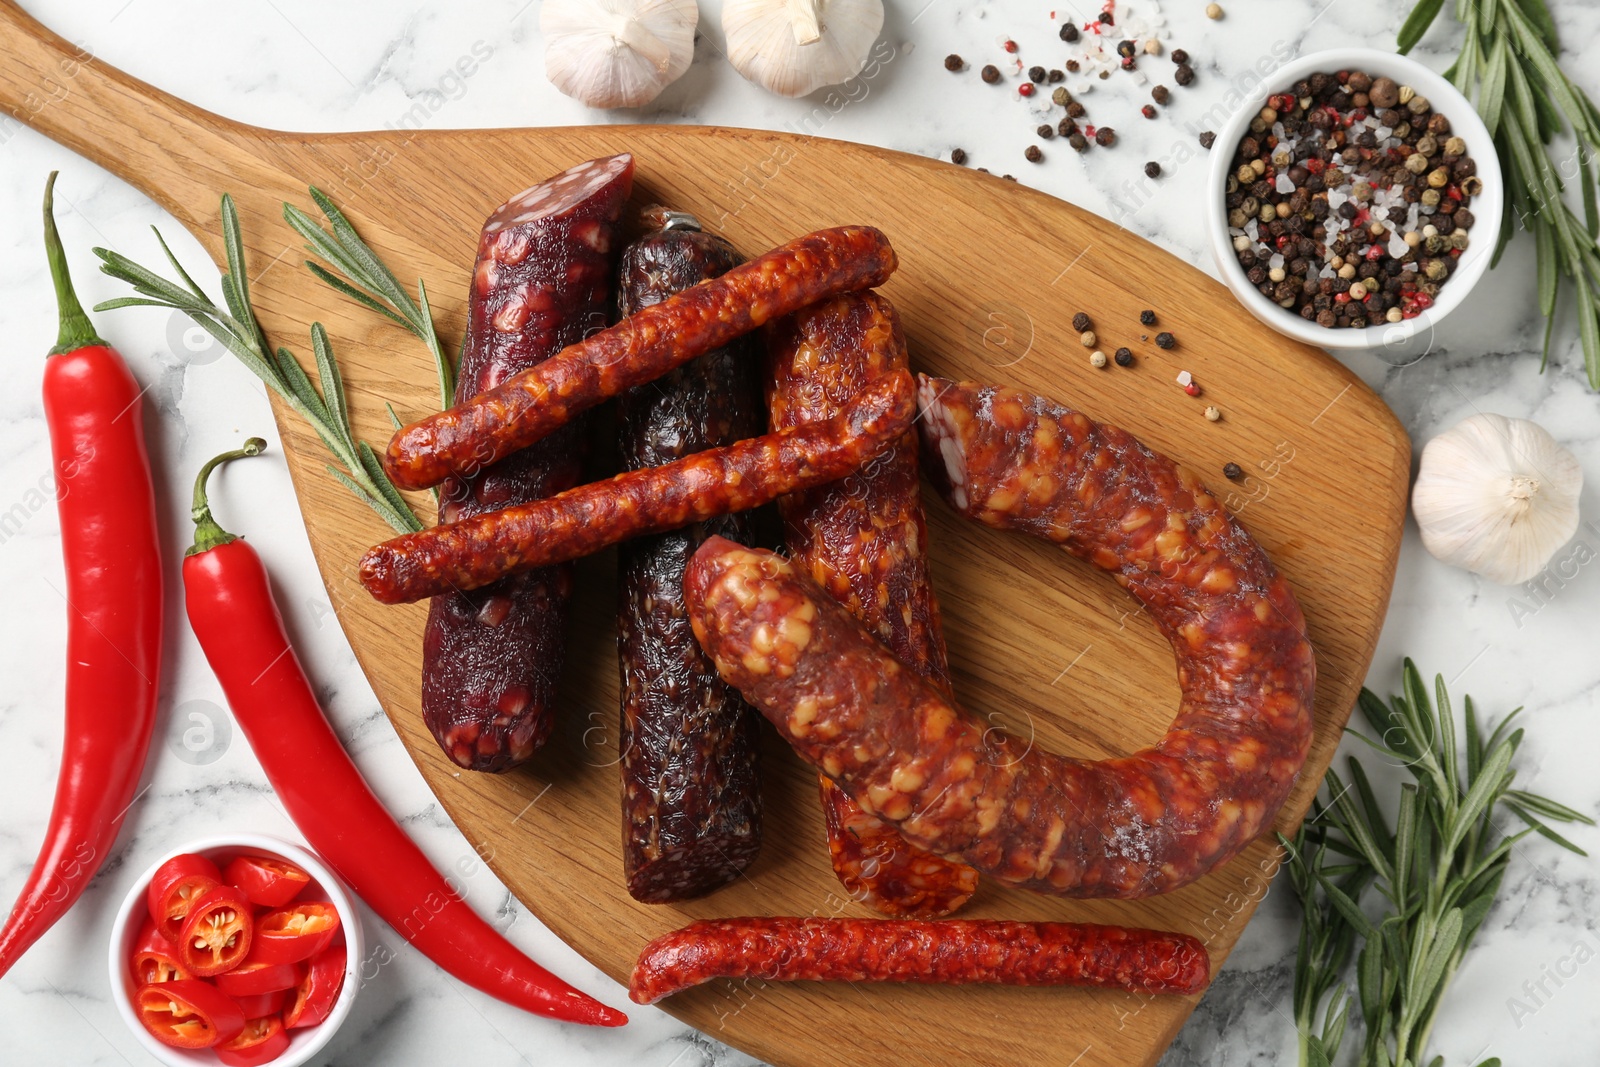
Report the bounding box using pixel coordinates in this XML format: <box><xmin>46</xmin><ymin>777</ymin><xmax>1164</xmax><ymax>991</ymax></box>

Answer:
<box><xmin>1098</xmin><ymin>10</ymin><xmax>1113</xmax><ymax>25</ymax></box>
<box><xmin>950</xmin><ymin>148</ymin><xmax>967</xmax><ymax>165</ymax></box>
<box><xmin>1095</xmin><ymin>126</ymin><xmax>1116</xmax><ymax>147</ymax></box>
<box><xmin>1029</xmin><ymin>65</ymin><xmax>1047</xmax><ymax>83</ymax></box>
<box><xmin>1145</xmin><ymin>161</ymin><xmax>1162</xmax><ymax>178</ymax></box>
<box><xmin>1037</xmin><ymin>124</ymin><xmax>1055</xmax><ymax>139</ymax></box>
<box><xmin>1067</xmin><ymin>101</ymin><xmax>1087</xmax><ymax>119</ymax></box>
<box><xmin>1069</xmin><ymin>132</ymin><xmax>1090</xmax><ymax>152</ymax></box>
<box><xmin>1072</xmin><ymin>312</ymin><xmax>1092</xmax><ymax>331</ymax></box>
<box><xmin>1116</xmin><ymin>40</ymin><xmax>1136</xmax><ymax>59</ymax></box>
<box><xmin>1090</xmin><ymin>350</ymin><xmax>1108</xmax><ymax>367</ymax></box>
<box><xmin>1018</xmin><ymin>82</ymin><xmax>1035</xmax><ymax>98</ymax></box>
<box><xmin>944</xmin><ymin>54</ymin><xmax>964</xmax><ymax>72</ymax></box>
<box><xmin>1204</xmin><ymin>405</ymin><xmax>1221</xmax><ymax>421</ymax></box>
<box><xmin>1114</xmin><ymin>347</ymin><xmax>1134</xmax><ymax>366</ymax></box>
<box><xmin>1047</xmin><ymin>69</ymin><xmax>1065</xmax><ymax>83</ymax></box>
<box><xmin>1223</xmin><ymin>69</ymin><xmax>1480</xmax><ymax>329</ymax></box>
<box><xmin>1060</xmin><ymin>22</ymin><xmax>1080</xmax><ymax>42</ymax></box>
<box><xmin>1002</xmin><ymin>174</ymin><xmax>1017</xmax><ymax>181</ymax></box>
<box><xmin>1025</xmin><ymin>145</ymin><xmax>1044</xmax><ymax>163</ymax></box>
<box><xmin>1174</xmin><ymin>64</ymin><xmax>1195</xmax><ymax>86</ymax></box>
<box><xmin>1222</xmin><ymin>462</ymin><xmax>1243</xmax><ymax>479</ymax></box>
<box><xmin>1143</xmin><ymin>38</ymin><xmax>1163</xmax><ymax>56</ymax></box>
<box><xmin>1003</xmin><ymin>38</ymin><xmax>1018</xmax><ymax>53</ymax></box>
<box><xmin>1205</xmin><ymin>3</ymin><xmax>1224</xmax><ymax>18</ymax></box>
<box><xmin>1079</xmin><ymin>330</ymin><xmax>1097</xmax><ymax>347</ymax></box>
<box><xmin>981</xmin><ymin>64</ymin><xmax>1001</xmax><ymax>84</ymax></box>
<box><xmin>1156</xmin><ymin>332</ymin><xmax>1176</xmax><ymax>349</ymax></box>
<box><xmin>1152</xmin><ymin>85</ymin><xmax>1170</xmax><ymax>105</ymax></box>
<box><xmin>1199</xmin><ymin>130</ymin><xmax>1216</xmax><ymax>150</ymax></box>
<box><xmin>1171</xmin><ymin>48</ymin><xmax>1189</xmax><ymax>65</ymax></box>
<box><xmin>1140</xmin><ymin>309</ymin><xmax>1157</xmax><ymax>326</ymax></box>
<box><xmin>1052</xmin><ymin>86</ymin><xmax>1071</xmax><ymax>107</ymax></box>
<box><xmin>1058</xmin><ymin>117</ymin><xmax>1076</xmax><ymax>137</ymax></box>
<box><xmin>1184</xmin><ymin>381</ymin><xmax>1202</xmax><ymax>396</ymax></box>
<box><xmin>1142</xmin><ymin>105</ymin><xmax>1158</xmax><ymax>120</ymax></box>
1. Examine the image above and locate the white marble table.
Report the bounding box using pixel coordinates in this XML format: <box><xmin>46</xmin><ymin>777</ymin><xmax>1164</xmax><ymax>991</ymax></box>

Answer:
<box><xmin>2</xmin><ymin>1</ymin><xmax>1596</xmax><ymax>1064</ymax></box>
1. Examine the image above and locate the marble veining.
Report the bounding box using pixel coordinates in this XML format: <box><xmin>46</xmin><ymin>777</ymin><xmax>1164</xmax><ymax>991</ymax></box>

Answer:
<box><xmin>2</xmin><ymin>1</ymin><xmax>1598</xmax><ymax>1064</ymax></box>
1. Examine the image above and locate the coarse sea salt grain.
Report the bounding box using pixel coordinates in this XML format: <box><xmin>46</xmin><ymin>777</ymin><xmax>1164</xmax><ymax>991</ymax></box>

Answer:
<box><xmin>1276</xmin><ymin>173</ymin><xmax>1296</xmax><ymax>195</ymax></box>
<box><xmin>1270</xmin><ymin>253</ymin><xmax>1286</xmax><ymax>269</ymax></box>
<box><xmin>1176</xmin><ymin>370</ymin><xmax>1193</xmax><ymax>386</ymax></box>
<box><xmin>1329</xmin><ymin>188</ymin><xmax>1349</xmax><ymax>211</ymax></box>
<box><xmin>1389</xmin><ymin>231</ymin><xmax>1411</xmax><ymax>257</ymax></box>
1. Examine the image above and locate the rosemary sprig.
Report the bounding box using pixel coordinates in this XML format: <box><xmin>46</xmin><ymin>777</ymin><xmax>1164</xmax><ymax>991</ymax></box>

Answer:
<box><xmin>282</xmin><ymin>187</ymin><xmax>455</xmax><ymax>410</ymax></box>
<box><xmin>1401</xmin><ymin>0</ymin><xmax>1600</xmax><ymax>386</ymax></box>
<box><xmin>91</xmin><ymin>195</ymin><xmax>425</xmax><ymax>534</ymax></box>
<box><xmin>1284</xmin><ymin>660</ymin><xmax>1592</xmax><ymax>1067</ymax></box>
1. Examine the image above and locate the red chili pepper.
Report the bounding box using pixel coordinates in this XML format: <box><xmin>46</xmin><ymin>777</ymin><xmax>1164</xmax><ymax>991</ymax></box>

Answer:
<box><xmin>0</xmin><ymin>174</ymin><xmax>163</xmax><ymax>979</ymax></box>
<box><xmin>179</xmin><ymin>443</ymin><xmax>627</xmax><ymax>1027</ymax></box>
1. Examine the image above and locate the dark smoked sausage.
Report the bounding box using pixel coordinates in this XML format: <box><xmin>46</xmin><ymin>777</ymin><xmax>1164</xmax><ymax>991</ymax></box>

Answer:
<box><xmin>359</xmin><ymin>370</ymin><xmax>916</xmax><ymax>603</ymax></box>
<box><xmin>766</xmin><ymin>293</ymin><xmax>978</xmax><ymax>918</ymax></box>
<box><xmin>684</xmin><ymin>376</ymin><xmax>1315</xmax><ymax>897</ymax></box>
<box><xmin>384</xmin><ymin>226</ymin><xmax>899</xmax><ymax>491</ymax></box>
<box><xmin>628</xmin><ymin>917</ymin><xmax>1210</xmax><ymax>1004</ymax></box>
<box><xmin>615</xmin><ymin>211</ymin><xmax>764</xmax><ymax>903</ymax></box>
<box><xmin>421</xmin><ymin>153</ymin><xmax>632</xmax><ymax>772</ymax></box>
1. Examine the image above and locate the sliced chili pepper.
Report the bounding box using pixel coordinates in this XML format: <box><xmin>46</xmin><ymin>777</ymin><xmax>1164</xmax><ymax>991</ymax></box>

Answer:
<box><xmin>146</xmin><ymin>853</ymin><xmax>221</xmax><ymax>941</ymax></box>
<box><xmin>249</xmin><ymin>902</ymin><xmax>339</xmax><ymax>965</ymax></box>
<box><xmin>224</xmin><ymin>855</ymin><xmax>310</xmax><ymax>908</ymax></box>
<box><xmin>129</xmin><ymin>919</ymin><xmax>191</xmax><ymax>986</ymax></box>
<box><xmin>228</xmin><ymin>988</ymin><xmax>289</xmax><ymax>1020</ymax></box>
<box><xmin>134</xmin><ymin>979</ymin><xmax>245</xmax><ymax>1049</ymax></box>
<box><xmin>180</xmin><ymin>443</ymin><xmax>626</xmax><ymax>1027</ymax></box>
<box><xmin>283</xmin><ymin>944</ymin><xmax>346</xmax><ymax>1030</ymax></box>
<box><xmin>214</xmin><ymin>957</ymin><xmax>301</xmax><ymax>996</ymax></box>
<box><xmin>0</xmin><ymin>175</ymin><xmax>163</xmax><ymax>980</ymax></box>
<box><xmin>215</xmin><ymin>1014</ymin><xmax>290</xmax><ymax>1066</ymax></box>
<box><xmin>177</xmin><ymin>884</ymin><xmax>253</xmax><ymax>977</ymax></box>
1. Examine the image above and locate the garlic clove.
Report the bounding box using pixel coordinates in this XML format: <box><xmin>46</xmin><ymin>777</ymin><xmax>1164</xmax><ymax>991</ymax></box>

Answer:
<box><xmin>723</xmin><ymin>0</ymin><xmax>886</xmax><ymax>98</ymax></box>
<box><xmin>541</xmin><ymin>0</ymin><xmax>698</xmax><ymax>110</ymax></box>
<box><xmin>1411</xmin><ymin>412</ymin><xmax>1584</xmax><ymax>586</ymax></box>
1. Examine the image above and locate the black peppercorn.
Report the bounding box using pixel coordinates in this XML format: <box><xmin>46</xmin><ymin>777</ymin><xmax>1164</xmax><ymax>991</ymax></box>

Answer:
<box><xmin>1114</xmin><ymin>347</ymin><xmax>1134</xmax><ymax>366</ymax></box>
<box><xmin>1144</xmin><ymin>161</ymin><xmax>1162</xmax><ymax>178</ymax></box>
<box><xmin>1098</xmin><ymin>10</ymin><xmax>1113</xmax><ymax>24</ymax></box>
<box><xmin>1140</xmin><ymin>310</ymin><xmax>1157</xmax><ymax>326</ymax></box>
<box><xmin>1151</xmin><ymin>85</ymin><xmax>1171</xmax><ymax>106</ymax></box>
<box><xmin>1171</xmin><ymin>48</ymin><xmax>1189</xmax><ymax>65</ymax></box>
<box><xmin>1067</xmin><ymin>101</ymin><xmax>1087</xmax><ymax>119</ymax></box>
<box><xmin>1003</xmin><ymin>174</ymin><xmax>1017</xmax><ymax>182</ymax></box>
<box><xmin>944</xmin><ymin>54</ymin><xmax>964</xmax><ymax>72</ymax></box>
<box><xmin>1155</xmin><ymin>332</ymin><xmax>1176</xmax><ymax>349</ymax></box>
<box><xmin>1058</xmin><ymin>117</ymin><xmax>1077</xmax><ymax>137</ymax></box>
<box><xmin>1029</xmin><ymin>65</ymin><xmax>1047</xmax><ymax>83</ymax></box>
<box><xmin>1060</xmin><ymin>22</ymin><xmax>1080</xmax><ymax>42</ymax></box>
<box><xmin>981</xmin><ymin>64</ymin><xmax>1001</xmax><ymax>84</ymax></box>
<box><xmin>1072</xmin><ymin>312</ymin><xmax>1092</xmax><ymax>332</ymax></box>
<box><xmin>1199</xmin><ymin>130</ymin><xmax>1216</xmax><ymax>150</ymax></box>
<box><xmin>1025</xmin><ymin>145</ymin><xmax>1043</xmax><ymax>163</ymax></box>
<box><xmin>1175</xmin><ymin>64</ymin><xmax>1195</xmax><ymax>86</ymax></box>
<box><xmin>1095</xmin><ymin>126</ymin><xmax>1117</xmax><ymax>147</ymax></box>
<box><xmin>1048</xmin><ymin>69</ymin><xmax>1065</xmax><ymax>83</ymax></box>
<box><xmin>1069</xmin><ymin>132</ymin><xmax>1090</xmax><ymax>152</ymax></box>
<box><xmin>950</xmin><ymin>148</ymin><xmax>967</xmax><ymax>165</ymax></box>
<box><xmin>1117</xmin><ymin>40</ymin><xmax>1136</xmax><ymax>58</ymax></box>
<box><xmin>1223</xmin><ymin>462</ymin><xmax>1243</xmax><ymax>479</ymax></box>
<box><xmin>1037</xmin><ymin>124</ymin><xmax>1055</xmax><ymax>139</ymax></box>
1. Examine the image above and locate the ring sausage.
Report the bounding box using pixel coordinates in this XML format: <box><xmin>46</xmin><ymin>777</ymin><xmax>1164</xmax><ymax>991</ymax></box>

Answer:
<box><xmin>684</xmin><ymin>377</ymin><xmax>1314</xmax><ymax>898</ymax></box>
<box><xmin>385</xmin><ymin>226</ymin><xmax>899</xmax><ymax>491</ymax></box>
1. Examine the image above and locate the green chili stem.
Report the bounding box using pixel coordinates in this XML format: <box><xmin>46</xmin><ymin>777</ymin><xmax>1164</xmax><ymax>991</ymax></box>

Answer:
<box><xmin>187</xmin><ymin>438</ymin><xmax>268</xmax><ymax>557</ymax></box>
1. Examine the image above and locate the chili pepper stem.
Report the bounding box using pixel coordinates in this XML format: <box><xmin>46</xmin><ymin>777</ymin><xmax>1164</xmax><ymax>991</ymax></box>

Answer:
<box><xmin>188</xmin><ymin>438</ymin><xmax>268</xmax><ymax>557</ymax></box>
<box><xmin>42</xmin><ymin>172</ymin><xmax>108</xmax><ymax>356</ymax></box>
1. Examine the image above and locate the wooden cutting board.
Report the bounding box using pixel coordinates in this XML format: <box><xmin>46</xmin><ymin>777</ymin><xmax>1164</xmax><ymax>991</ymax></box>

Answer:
<box><xmin>1</xmin><ymin>5</ymin><xmax>1410</xmax><ymax>1065</ymax></box>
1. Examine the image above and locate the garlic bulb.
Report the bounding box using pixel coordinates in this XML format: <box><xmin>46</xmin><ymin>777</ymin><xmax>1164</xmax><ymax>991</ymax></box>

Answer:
<box><xmin>541</xmin><ymin>0</ymin><xmax>697</xmax><ymax>109</ymax></box>
<box><xmin>1411</xmin><ymin>413</ymin><xmax>1583</xmax><ymax>585</ymax></box>
<box><xmin>723</xmin><ymin>0</ymin><xmax>885</xmax><ymax>98</ymax></box>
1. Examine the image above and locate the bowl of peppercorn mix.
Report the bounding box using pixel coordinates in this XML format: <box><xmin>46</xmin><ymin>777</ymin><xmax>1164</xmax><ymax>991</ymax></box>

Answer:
<box><xmin>1205</xmin><ymin>48</ymin><xmax>1501</xmax><ymax>349</ymax></box>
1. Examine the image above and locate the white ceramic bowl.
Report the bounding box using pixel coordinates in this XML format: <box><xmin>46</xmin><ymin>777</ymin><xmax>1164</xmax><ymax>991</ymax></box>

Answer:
<box><xmin>108</xmin><ymin>834</ymin><xmax>364</xmax><ymax>1067</ymax></box>
<box><xmin>1205</xmin><ymin>47</ymin><xmax>1503</xmax><ymax>351</ymax></box>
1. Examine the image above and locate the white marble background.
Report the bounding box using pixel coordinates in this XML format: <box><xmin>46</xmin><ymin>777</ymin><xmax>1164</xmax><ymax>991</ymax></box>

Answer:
<box><xmin>1</xmin><ymin>1</ymin><xmax>1597</xmax><ymax>1064</ymax></box>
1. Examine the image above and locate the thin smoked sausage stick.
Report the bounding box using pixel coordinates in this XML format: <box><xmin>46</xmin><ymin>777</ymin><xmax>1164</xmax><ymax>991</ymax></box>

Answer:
<box><xmin>765</xmin><ymin>293</ymin><xmax>978</xmax><ymax>918</ymax></box>
<box><xmin>685</xmin><ymin>379</ymin><xmax>1314</xmax><ymax>898</ymax></box>
<box><xmin>384</xmin><ymin>226</ymin><xmax>898</xmax><ymax>491</ymax></box>
<box><xmin>360</xmin><ymin>370</ymin><xmax>916</xmax><ymax>604</ymax></box>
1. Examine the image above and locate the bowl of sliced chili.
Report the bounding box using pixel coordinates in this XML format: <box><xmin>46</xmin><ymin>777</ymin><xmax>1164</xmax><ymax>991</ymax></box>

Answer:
<box><xmin>109</xmin><ymin>834</ymin><xmax>363</xmax><ymax>1067</ymax></box>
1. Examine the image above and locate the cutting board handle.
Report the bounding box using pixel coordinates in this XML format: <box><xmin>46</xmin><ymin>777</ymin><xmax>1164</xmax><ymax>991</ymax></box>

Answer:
<box><xmin>0</xmin><ymin>0</ymin><xmax>253</xmax><ymax>230</ymax></box>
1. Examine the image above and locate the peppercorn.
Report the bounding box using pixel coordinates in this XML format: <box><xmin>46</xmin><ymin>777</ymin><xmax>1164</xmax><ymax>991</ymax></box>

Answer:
<box><xmin>1151</xmin><ymin>85</ymin><xmax>1171</xmax><ymax>106</ymax></box>
<box><xmin>1142</xmin><ymin>105</ymin><xmax>1158</xmax><ymax>120</ymax></box>
<box><xmin>1025</xmin><ymin>145</ymin><xmax>1044</xmax><ymax>163</ymax></box>
<box><xmin>1095</xmin><ymin>127</ymin><xmax>1117</xmax><ymax>147</ymax></box>
<box><xmin>1090</xmin><ymin>350</ymin><xmax>1108</xmax><ymax>368</ymax></box>
<box><xmin>1080</xmin><ymin>330</ymin><xmax>1097</xmax><ymax>347</ymax></box>
<box><xmin>1048</xmin><ymin>69</ymin><xmax>1065</xmax><ymax>83</ymax></box>
<box><xmin>1204</xmin><ymin>405</ymin><xmax>1221</xmax><ymax>421</ymax></box>
<box><xmin>950</xmin><ymin>148</ymin><xmax>967</xmax><ymax>165</ymax></box>
<box><xmin>1223</xmin><ymin>461</ymin><xmax>1243</xmax><ymax>479</ymax></box>
<box><xmin>981</xmin><ymin>64</ymin><xmax>1001</xmax><ymax>84</ymax></box>
<box><xmin>1072</xmin><ymin>312</ymin><xmax>1092</xmax><ymax>332</ymax></box>
<box><xmin>1098</xmin><ymin>10</ymin><xmax>1113</xmax><ymax>24</ymax></box>
<box><xmin>1032</xmin><ymin>125</ymin><xmax>1053</xmax><ymax>142</ymax></box>
<box><xmin>1060</xmin><ymin>22</ymin><xmax>1080</xmax><ymax>42</ymax></box>
<box><xmin>1114</xmin><ymin>347</ymin><xmax>1134</xmax><ymax>366</ymax></box>
<box><xmin>1155</xmin><ymin>332</ymin><xmax>1175</xmax><ymax>349</ymax></box>
<box><xmin>1003</xmin><ymin>39</ymin><xmax>1018</xmax><ymax>53</ymax></box>
<box><xmin>1199</xmin><ymin>130</ymin><xmax>1216</xmax><ymax>150</ymax></box>
<box><xmin>1052</xmin><ymin>87</ymin><xmax>1072</xmax><ymax>107</ymax></box>
<box><xmin>1018</xmin><ymin>83</ymin><xmax>1035</xmax><ymax>98</ymax></box>
<box><xmin>1140</xmin><ymin>310</ymin><xmax>1157</xmax><ymax>326</ymax></box>
<box><xmin>1175</xmin><ymin>64</ymin><xmax>1195</xmax><ymax>86</ymax></box>
<box><xmin>944</xmin><ymin>54</ymin><xmax>964</xmax><ymax>72</ymax></box>
<box><xmin>1171</xmin><ymin>48</ymin><xmax>1189</xmax><ymax>65</ymax></box>
<box><xmin>1003</xmin><ymin>174</ymin><xmax>1017</xmax><ymax>182</ymax></box>
<box><xmin>1067</xmin><ymin>101</ymin><xmax>1087</xmax><ymax>119</ymax></box>
<box><xmin>1144</xmin><ymin>161</ymin><xmax>1162</xmax><ymax>178</ymax></box>
<box><xmin>1205</xmin><ymin>2</ymin><xmax>1223</xmax><ymax>17</ymax></box>
<box><xmin>1069</xmin><ymin>132</ymin><xmax>1090</xmax><ymax>152</ymax></box>
<box><xmin>1029</xmin><ymin>65</ymin><xmax>1047</xmax><ymax>83</ymax></box>
<box><xmin>1121</xmin><ymin>56</ymin><xmax>1138</xmax><ymax>72</ymax></box>
<box><xmin>1058</xmin><ymin>117</ymin><xmax>1077</xmax><ymax>137</ymax></box>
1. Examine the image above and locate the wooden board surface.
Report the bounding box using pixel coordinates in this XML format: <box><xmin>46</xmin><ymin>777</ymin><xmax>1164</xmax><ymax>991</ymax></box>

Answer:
<box><xmin>1</xmin><ymin>5</ymin><xmax>1410</xmax><ymax>1065</ymax></box>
